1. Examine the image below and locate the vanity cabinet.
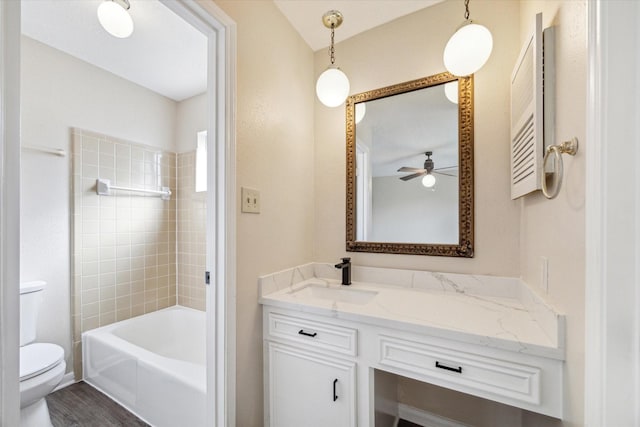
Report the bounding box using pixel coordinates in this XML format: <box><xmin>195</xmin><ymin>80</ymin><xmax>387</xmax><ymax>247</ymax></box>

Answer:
<box><xmin>267</xmin><ymin>342</ymin><xmax>356</xmax><ymax>427</ymax></box>
<box><xmin>264</xmin><ymin>305</ymin><xmax>564</xmax><ymax>426</ymax></box>
<box><xmin>261</xmin><ymin>263</ymin><xmax>565</xmax><ymax>424</ymax></box>
<box><xmin>264</xmin><ymin>312</ymin><xmax>358</xmax><ymax>427</ymax></box>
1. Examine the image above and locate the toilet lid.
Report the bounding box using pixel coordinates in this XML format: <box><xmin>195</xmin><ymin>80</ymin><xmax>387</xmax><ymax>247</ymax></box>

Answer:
<box><xmin>20</xmin><ymin>343</ymin><xmax>64</xmax><ymax>381</ymax></box>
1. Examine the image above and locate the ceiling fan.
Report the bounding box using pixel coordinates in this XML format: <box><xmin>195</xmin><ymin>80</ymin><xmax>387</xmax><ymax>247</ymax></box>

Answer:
<box><xmin>397</xmin><ymin>151</ymin><xmax>457</xmax><ymax>187</ymax></box>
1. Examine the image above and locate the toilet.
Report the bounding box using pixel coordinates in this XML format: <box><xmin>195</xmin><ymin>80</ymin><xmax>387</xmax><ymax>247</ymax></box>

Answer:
<box><xmin>19</xmin><ymin>281</ymin><xmax>66</xmax><ymax>427</ymax></box>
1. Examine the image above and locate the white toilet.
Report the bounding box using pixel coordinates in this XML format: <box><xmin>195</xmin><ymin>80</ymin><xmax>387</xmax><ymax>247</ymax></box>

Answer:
<box><xmin>19</xmin><ymin>281</ymin><xmax>66</xmax><ymax>427</ymax></box>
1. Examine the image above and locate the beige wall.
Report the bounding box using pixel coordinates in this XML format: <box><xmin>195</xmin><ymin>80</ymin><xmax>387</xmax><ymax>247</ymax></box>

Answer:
<box><xmin>218</xmin><ymin>0</ymin><xmax>586</xmax><ymax>425</ymax></box>
<box><xmin>213</xmin><ymin>2</ymin><xmax>316</xmax><ymax>426</ymax></box>
<box><xmin>313</xmin><ymin>0</ymin><xmax>585</xmax><ymax>425</ymax></box>
<box><xmin>314</xmin><ymin>0</ymin><xmax>522</xmax><ymax>276</ymax></box>
<box><xmin>518</xmin><ymin>2</ymin><xmax>586</xmax><ymax>427</ymax></box>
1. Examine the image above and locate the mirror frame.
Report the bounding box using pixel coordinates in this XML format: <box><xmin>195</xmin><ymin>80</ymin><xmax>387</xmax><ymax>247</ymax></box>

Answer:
<box><xmin>345</xmin><ymin>72</ymin><xmax>474</xmax><ymax>257</ymax></box>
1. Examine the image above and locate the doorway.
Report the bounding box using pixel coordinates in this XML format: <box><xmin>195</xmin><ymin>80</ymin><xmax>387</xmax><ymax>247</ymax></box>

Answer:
<box><xmin>0</xmin><ymin>1</ymin><xmax>235</xmax><ymax>425</ymax></box>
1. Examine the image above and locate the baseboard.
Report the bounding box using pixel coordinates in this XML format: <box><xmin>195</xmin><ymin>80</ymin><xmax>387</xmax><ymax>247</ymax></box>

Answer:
<box><xmin>53</xmin><ymin>372</ymin><xmax>76</xmax><ymax>392</ymax></box>
<box><xmin>398</xmin><ymin>403</ymin><xmax>468</xmax><ymax>427</ymax></box>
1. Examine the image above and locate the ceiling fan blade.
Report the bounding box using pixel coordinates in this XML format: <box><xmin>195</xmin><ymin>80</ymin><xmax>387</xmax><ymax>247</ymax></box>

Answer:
<box><xmin>434</xmin><ymin>171</ymin><xmax>457</xmax><ymax>177</ymax></box>
<box><xmin>397</xmin><ymin>166</ymin><xmax>426</xmax><ymax>173</ymax></box>
<box><xmin>434</xmin><ymin>165</ymin><xmax>458</xmax><ymax>171</ymax></box>
<box><xmin>400</xmin><ymin>172</ymin><xmax>426</xmax><ymax>181</ymax></box>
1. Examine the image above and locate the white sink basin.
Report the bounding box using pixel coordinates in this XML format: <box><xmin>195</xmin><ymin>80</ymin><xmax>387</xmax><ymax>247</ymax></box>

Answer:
<box><xmin>291</xmin><ymin>283</ymin><xmax>378</xmax><ymax>305</ymax></box>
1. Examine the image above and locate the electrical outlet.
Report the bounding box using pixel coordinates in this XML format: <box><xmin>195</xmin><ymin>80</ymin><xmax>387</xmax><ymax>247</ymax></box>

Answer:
<box><xmin>241</xmin><ymin>187</ymin><xmax>260</xmax><ymax>213</ymax></box>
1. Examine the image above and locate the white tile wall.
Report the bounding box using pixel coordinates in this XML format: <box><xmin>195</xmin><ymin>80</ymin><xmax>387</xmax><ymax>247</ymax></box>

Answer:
<box><xmin>71</xmin><ymin>129</ymin><xmax>178</xmax><ymax>378</ymax></box>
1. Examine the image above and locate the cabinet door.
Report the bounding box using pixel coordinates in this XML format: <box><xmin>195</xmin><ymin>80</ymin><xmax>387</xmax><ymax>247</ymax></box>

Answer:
<box><xmin>268</xmin><ymin>342</ymin><xmax>356</xmax><ymax>427</ymax></box>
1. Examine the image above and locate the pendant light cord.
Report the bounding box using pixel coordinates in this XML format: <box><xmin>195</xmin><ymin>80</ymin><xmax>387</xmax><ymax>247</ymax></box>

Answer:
<box><xmin>329</xmin><ymin>25</ymin><xmax>336</xmax><ymax>65</ymax></box>
<box><xmin>464</xmin><ymin>0</ymin><xmax>470</xmax><ymax>20</ymax></box>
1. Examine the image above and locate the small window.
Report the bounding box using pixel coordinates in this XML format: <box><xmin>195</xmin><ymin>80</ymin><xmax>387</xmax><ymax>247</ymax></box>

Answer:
<box><xmin>195</xmin><ymin>131</ymin><xmax>207</xmax><ymax>192</ymax></box>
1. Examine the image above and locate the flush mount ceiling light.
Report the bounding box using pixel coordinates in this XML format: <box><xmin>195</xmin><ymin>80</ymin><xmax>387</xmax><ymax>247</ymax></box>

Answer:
<box><xmin>443</xmin><ymin>0</ymin><xmax>493</xmax><ymax>77</ymax></box>
<box><xmin>97</xmin><ymin>0</ymin><xmax>134</xmax><ymax>39</ymax></box>
<box><xmin>316</xmin><ymin>10</ymin><xmax>350</xmax><ymax>108</ymax></box>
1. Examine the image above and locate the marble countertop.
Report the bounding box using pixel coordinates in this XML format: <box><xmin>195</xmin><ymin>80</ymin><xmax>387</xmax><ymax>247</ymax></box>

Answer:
<box><xmin>259</xmin><ymin>263</ymin><xmax>565</xmax><ymax>360</ymax></box>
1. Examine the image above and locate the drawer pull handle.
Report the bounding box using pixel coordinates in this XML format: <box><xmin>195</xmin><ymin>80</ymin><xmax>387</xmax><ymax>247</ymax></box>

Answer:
<box><xmin>435</xmin><ymin>361</ymin><xmax>462</xmax><ymax>373</ymax></box>
<box><xmin>298</xmin><ymin>329</ymin><xmax>317</xmax><ymax>338</ymax></box>
<box><xmin>333</xmin><ymin>378</ymin><xmax>338</xmax><ymax>401</ymax></box>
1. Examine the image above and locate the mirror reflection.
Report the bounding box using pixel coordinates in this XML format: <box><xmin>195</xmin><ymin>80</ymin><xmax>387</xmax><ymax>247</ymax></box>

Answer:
<box><xmin>346</xmin><ymin>72</ymin><xmax>474</xmax><ymax>257</ymax></box>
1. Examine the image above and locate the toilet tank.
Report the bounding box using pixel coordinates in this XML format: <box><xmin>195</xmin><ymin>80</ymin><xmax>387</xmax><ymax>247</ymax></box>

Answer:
<box><xmin>19</xmin><ymin>281</ymin><xmax>46</xmax><ymax>346</ymax></box>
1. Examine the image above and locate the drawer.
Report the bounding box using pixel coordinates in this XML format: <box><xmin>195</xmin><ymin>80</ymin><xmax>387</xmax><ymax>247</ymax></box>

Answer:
<box><xmin>379</xmin><ymin>335</ymin><xmax>540</xmax><ymax>406</ymax></box>
<box><xmin>267</xmin><ymin>312</ymin><xmax>357</xmax><ymax>357</ymax></box>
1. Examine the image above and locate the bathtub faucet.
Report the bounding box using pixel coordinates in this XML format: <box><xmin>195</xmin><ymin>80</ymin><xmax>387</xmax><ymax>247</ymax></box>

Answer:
<box><xmin>334</xmin><ymin>257</ymin><xmax>351</xmax><ymax>286</ymax></box>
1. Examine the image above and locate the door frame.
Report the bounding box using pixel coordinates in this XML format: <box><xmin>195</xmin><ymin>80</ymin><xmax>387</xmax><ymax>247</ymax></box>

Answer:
<box><xmin>585</xmin><ymin>0</ymin><xmax>640</xmax><ymax>425</ymax></box>
<box><xmin>0</xmin><ymin>1</ymin><xmax>237</xmax><ymax>425</ymax></box>
<box><xmin>0</xmin><ymin>0</ymin><xmax>22</xmax><ymax>425</ymax></box>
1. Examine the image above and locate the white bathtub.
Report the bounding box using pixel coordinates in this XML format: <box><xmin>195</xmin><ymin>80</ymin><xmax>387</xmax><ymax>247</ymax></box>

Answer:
<box><xmin>82</xmin><ymin>306</ymin><xmax>206</xmax><ymax>427</ymax></box>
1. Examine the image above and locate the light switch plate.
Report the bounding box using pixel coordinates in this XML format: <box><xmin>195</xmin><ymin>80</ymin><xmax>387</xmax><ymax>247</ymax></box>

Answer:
<box><xmin>241</xmin><ymin>187</ymin><xmax>260</xmax><ymax>213</ymax></box>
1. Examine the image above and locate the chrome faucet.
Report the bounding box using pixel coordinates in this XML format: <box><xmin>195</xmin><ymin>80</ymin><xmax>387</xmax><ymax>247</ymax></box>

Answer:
<box><xmin>334</xmin><ymin>257</ymin><xmax>351</xmax><ymax>286</ymax></box>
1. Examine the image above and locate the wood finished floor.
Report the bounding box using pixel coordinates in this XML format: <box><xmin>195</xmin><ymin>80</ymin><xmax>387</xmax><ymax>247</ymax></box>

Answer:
<box><xmin>47</xmin><ymin>382</ymin><xmax>149</xmax><ymax>427</ymax></box>
<box><xmin>48</xmin><ymin>382</ymin><xmax>425</xmax><ymax>427</ymax></box>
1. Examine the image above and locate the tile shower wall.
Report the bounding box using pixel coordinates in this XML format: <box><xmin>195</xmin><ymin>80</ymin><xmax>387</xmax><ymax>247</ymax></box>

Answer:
<box><xmin>176</xmin><ymin>151</ymin><xmax>207</xmax><ymax>311</ymax></box>
<box><xmin>71</xmin><ymin>129</ymin><xmax>177</xmax><ymax>378</ymax></box>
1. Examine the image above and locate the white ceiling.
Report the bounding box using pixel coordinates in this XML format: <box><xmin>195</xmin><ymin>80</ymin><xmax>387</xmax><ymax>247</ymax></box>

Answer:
<box><xmin>21</xmin><ymin>0</ymin><xmax>207</xmax><ymax>102</ymax></box>
<box><xmin>274</xmin><ymin>0</ymin><xmax>444</xmax><ymax>51</ymax></box>
<box><xmin>20</xmin><ymin>0</ymin><xmax>444</xmax><ymax>102</ymax></box>
<box><xmin>357</xmin><ymin>83</ymin><xmax>458</xmax><ymax>178</ymax></box>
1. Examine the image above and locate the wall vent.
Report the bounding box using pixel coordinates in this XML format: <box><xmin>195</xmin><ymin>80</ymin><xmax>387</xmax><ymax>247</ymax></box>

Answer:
<box><xmin>510</xmin><ymin>13</ymin><xmax>546</xmax><ymax>199</ymax></box>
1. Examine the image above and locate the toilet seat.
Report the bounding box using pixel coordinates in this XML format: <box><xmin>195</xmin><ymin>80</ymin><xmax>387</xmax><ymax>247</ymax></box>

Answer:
<box><xmin>20</xmin><ymin>343</ymin><xmax>64</xmax><ymax>381</ymax></box>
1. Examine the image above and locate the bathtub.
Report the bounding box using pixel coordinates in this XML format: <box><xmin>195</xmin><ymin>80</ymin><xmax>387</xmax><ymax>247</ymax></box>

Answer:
<box><xmin>82</xmin><ymin>306</ymin><xmax>206</xmax><ymax>427</ymax></box>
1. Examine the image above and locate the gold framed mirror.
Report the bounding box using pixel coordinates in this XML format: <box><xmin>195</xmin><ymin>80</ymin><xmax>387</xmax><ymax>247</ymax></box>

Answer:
<box><xmin>345</xmin><ymin>72</ymin><xmax>474</xmax><ymax>257</ymax></box>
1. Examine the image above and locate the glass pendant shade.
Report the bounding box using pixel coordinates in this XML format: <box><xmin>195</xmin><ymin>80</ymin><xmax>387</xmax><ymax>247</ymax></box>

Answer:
<box><xmin>98</xmin><ymin>1</ymin><xmax>134</xmax><ymax>39</ymax></box>
<box><xmin>316</xmin><ymin>67</ymin><xmax>350</xmax><ymax>108</ymax></box>
<box><xmin>355</xmin><ymin>102</ymin><xmax>366</xmax><ymax>124</ymax></box>
<box><xmin>443</xmin><ymin>21</ymin><xmax>493</xmax><ymax>76</ymax></box>
<box><xmin>422</xmin><ymin>174</ymin><xmax>436</xmax><ymax>188</ymax></box>
<box><xmin>444</xmin><ymin>81</ymin><xmax>459</xmax><ymax>104</ymax></box>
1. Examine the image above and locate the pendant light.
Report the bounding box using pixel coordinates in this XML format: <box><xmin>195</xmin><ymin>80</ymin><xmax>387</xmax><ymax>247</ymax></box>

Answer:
<box><xmin>355</xmin><ymin>103</ymin><xmax>366</xmax><ymax>124</ymax></box>
<box><xmin>316</xmin><ymin>10</ymin><xmax>350</xmax><ymax>108</ymax></box>
<box><xmin>444</xmin><ymin>81</ymin><xmax>459</xmax><ymax>104</ymax></box>
<box><xmin>443</xmin><ymin>0</ymin><xmax>493</xmax><ymax>77</ymax></box>
<box><xmin>97</xmin><ymin>0</ymin><xmax>134</xmax><ymax>39</ymax></box>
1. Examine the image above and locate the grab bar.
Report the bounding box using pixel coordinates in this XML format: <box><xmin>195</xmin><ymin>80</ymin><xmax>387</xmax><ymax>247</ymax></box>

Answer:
<box><xmin>96</xmin><ymin>178</ymin><xmax>171</xmax><ymax>200</ymax></box>
<box><xmin>21</xmin><ymin>144</ymin><xmax>67</xmax><ymax>157</ymax></box>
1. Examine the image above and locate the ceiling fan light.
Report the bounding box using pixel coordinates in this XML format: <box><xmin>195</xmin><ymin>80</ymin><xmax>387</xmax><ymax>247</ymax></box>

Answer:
<box><xmin>443</xmin><ymin>21</ymin><xmax>493</xmax><ymax>76</ymax></box>
<box><xmin>316</xmin><ymin>67</ymin><xmax>350</xmax><ymax>107</ymax></box>
<box><xmin>422</xmin><ymin>174</ymin><xmax>437</xmax><ymax>188</ymax></box>
<box><xmin>97</xmin><ymin>0</ymin><xmax>134</xmax><ymax>39</ymax></box>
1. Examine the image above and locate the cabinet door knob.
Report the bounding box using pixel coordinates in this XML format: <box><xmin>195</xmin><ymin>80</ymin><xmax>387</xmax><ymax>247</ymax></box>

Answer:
<box><xmin>298</xmin><ymin>329</ymin><xmax>317</xmax><ymax>338</ymax></box>
<box><xmin>333</xmin><ymin>378</ymin><xmax>338</xmax><ymax>401</ymax></box>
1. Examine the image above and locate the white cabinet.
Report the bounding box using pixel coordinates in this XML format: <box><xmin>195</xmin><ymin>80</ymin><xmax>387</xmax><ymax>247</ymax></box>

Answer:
<box><xmin>264</xmin><ymin>307</ymin><xmax>564</xmax><ymax>425</ymax></box>
<box><xmin>267</xmin><ymin>342</ymin><xmax>356</xmax><ymax>427</ymax></box>
<box><xmin>263</xmin><ymin>311</ymin><xmax>359</xmax><ymax>426</ymax></box>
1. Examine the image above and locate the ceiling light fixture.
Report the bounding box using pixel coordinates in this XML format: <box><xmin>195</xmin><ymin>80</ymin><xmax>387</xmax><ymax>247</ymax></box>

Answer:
<box><xmin>443</xmin><ymin>0</ymin><xmax>493</xmax><ymax>77</ymax></box>
<box><xmin>444</xmin><ymin>81</ymin><xmax>459</xmax><ymax>104</ymax></box>
<box><xmin>422</xmin><ymin>173</ymin><xmax>436</xmax><ymax>188</ymax></box>
<box><xmin>97</xmin><ymin>0</ymin><xmax>134</xmax><ymax>39</ymax></box>
<box><xmin>355</xmin><ymin>103</ymin><xmax>366</xmax><ymax>124</ymax></box>
<box><xmin>316</xmin><ymin>10</ymin><xmax>350</xmax><ymax>108</ymax></box>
